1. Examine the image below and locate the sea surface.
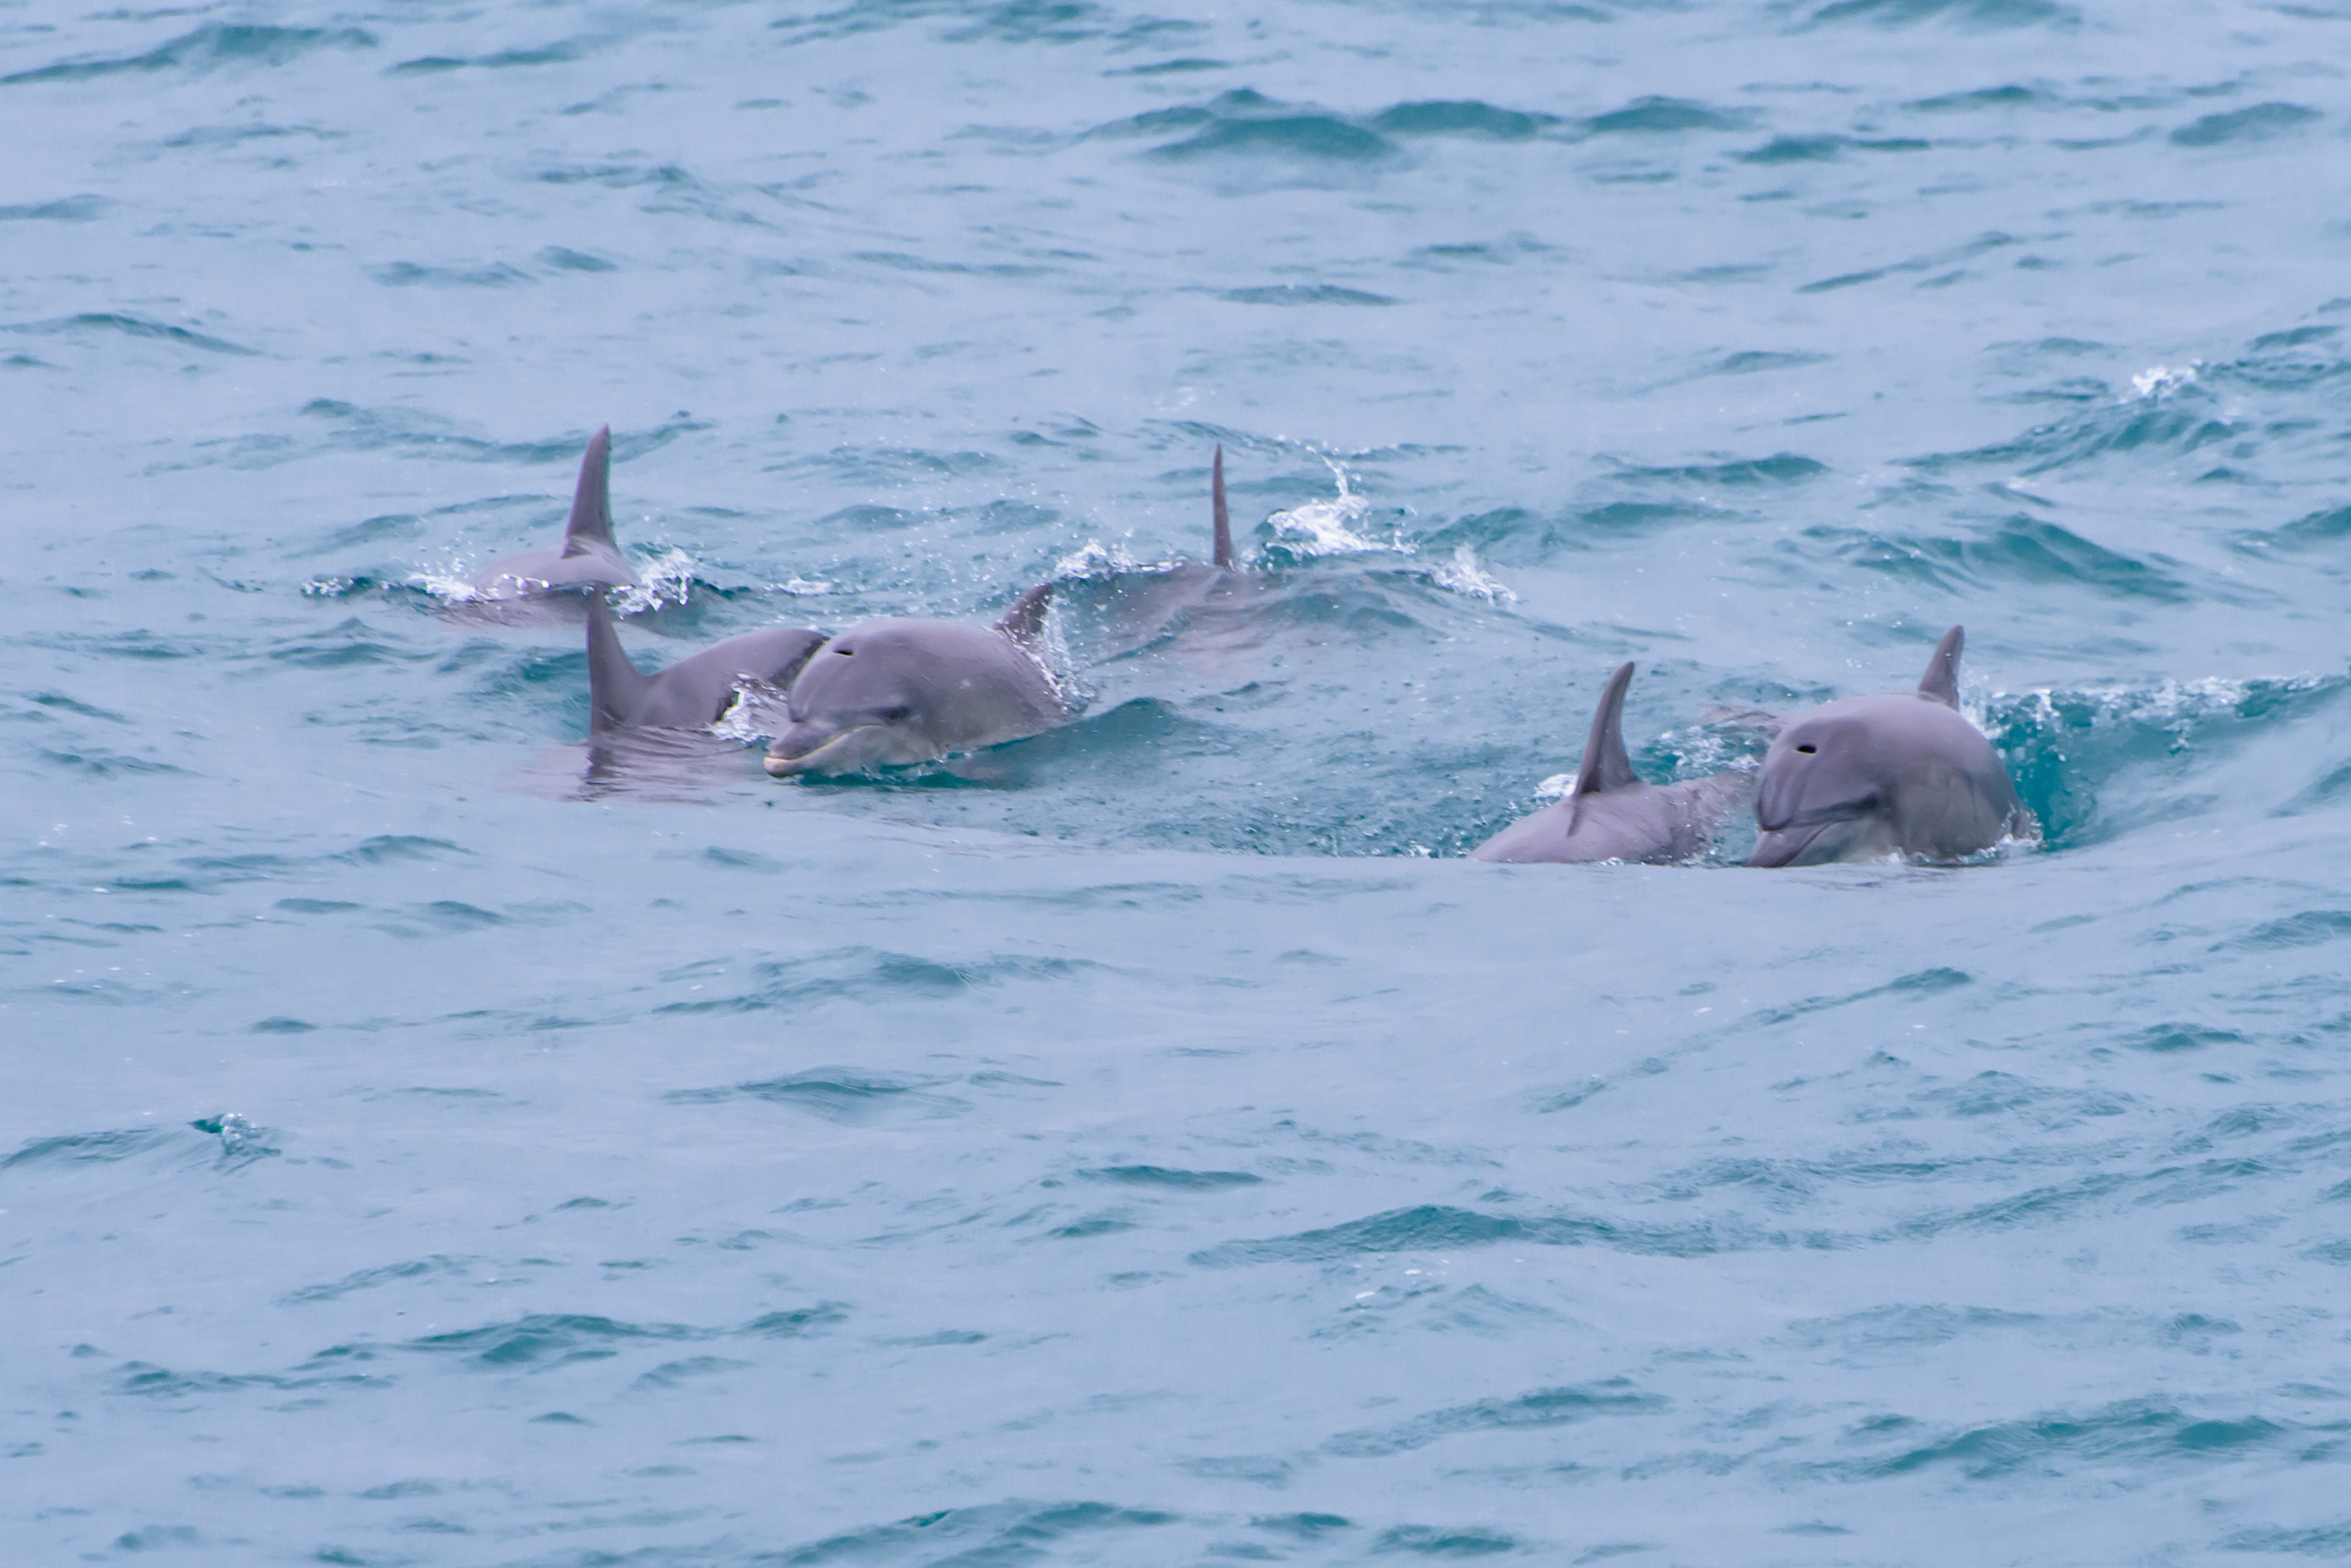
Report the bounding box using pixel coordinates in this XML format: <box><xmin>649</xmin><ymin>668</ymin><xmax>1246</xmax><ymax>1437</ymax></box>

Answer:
<box><xmin>7</xmin><ymin>0</ymin><xmax>2351</xmax><ymax>1562</ymax></box>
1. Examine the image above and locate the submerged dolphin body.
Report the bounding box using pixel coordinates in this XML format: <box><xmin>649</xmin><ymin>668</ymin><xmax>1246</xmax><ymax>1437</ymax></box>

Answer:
<box><xmin>471</xmin><ymin>426</ymin><xmax>639</xmax><ymax>600</ymax></box>
<box><xmin>1472</xmin><ymin>662</ymin><xmax>1750</xmax><ymax>864</ymax></box>
<box><xmin>1747</xmin><ymin>626</ymin><xmax>2030</xmax><ymax>868</ymax></box>
<box><xmin>762</xmin><ymin>584</ymin><xmax>1069</xmax><ymax>778</ymax></box>
<box><xmin>1051</xmin><ymin>445</ymin><xmax>1266</xmax><ymax>667</ymax></box>
<box><xmin>584</xmin><ymin>594</ymin><xmax>827</xmax><ymax>734</ymax></box>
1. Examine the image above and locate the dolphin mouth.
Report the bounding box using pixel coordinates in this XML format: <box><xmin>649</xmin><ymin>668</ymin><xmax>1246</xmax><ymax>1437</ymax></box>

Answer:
<box><xmin>763</xmin><ymin>725</ymin><xmax>879</xmax><ymax>778</ymax></box>
<box><xmin>1746</xmin><ymin>821</ymin><xmax>1838</xmax><ymax>869</ymax></box>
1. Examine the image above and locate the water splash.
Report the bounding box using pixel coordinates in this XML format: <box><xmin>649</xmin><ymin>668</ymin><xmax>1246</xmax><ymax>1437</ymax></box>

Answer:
<box><xmin>2128</xmin><ymin>363</ymin><xmax>2199</xmax><ymax>400</ymax></box>
<box><xmin>1024</xmin><ymin>601</ymin><xmax>1092</xmax><ymax>716</ymax></box>
<box><xmin>607</xmin><ymin>548</ymin><xmax>701</xmax><ymax>614</ymax></box>
<box><xmin>1255</xmin><ymin>461</ymin><xmax>1521</xmax><ymax>604</ymax></box>
<box><xmin>1051</xmin><ymin>539</ymin><xmax>1144</xmax><ymax>580</ymax></box>
<box><xmin>1996</xmin><ymin>674</ymin><xmax>2324</xmax><ymax>753</ymax></box>
<box><xmin>1429</xmin><ymin>542</ymin><xmax>1515</xmax><ymax>604</ymax></box>
<box><xmin>404</xmin><ymin>553</ymin><xmax>486</xmax><ymax>602</ymax></box>
<box><xmin>1261</xmin><ymin>457</ymin><xmax>1403</xmax><ymax>561</ymax></box>
<box><xmin>189</xmin><ymin>1112</ymin><xmax>277</xmax><ymax>1166</ymax></box>
<box><xmin>710</xmin><ymin>676</ymin><xmax>793</xmax><ymax>742</ymax></box>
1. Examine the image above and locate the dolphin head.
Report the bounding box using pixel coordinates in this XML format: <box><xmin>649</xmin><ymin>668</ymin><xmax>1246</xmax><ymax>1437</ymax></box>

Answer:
<box><xmin>1749</xmin><ymin>694</ymin><xmax>2021</xmax><ymax>867</ymax></box>
<box><xmin>1748</xmin><ymin>706</ymin><xmax>1908</xmax><ymax>866</ymax></box>
<box><xmin>762</xmin><ymin>623</ymin><xmax>944</xmax><ymax>776</ymax></box>
<box><xmin>762</xmin><ymin>618</ymin><xmax>1063</xmax><ymax>778</ymax></box>
<box><xmin>1749</xmin><ymin>625</ymin><xmax>2027</xmax><ymax>868</ymax></box>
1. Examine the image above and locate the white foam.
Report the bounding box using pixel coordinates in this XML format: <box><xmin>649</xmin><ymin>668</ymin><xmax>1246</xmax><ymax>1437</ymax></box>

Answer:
<box><xmin>1996</xmin><ymin>675</ymin><xmax>2325</xmax><ymax>763</ymax></box>
<box><xmin>1023</xmin><ymin>604</ymin><xmax>1092</xmax><ymax>714</ymax></box>
<box><xmin>710</xmin><ymin>676</ymin><xmax>792</xmax><ymax>742</ymax></box>
<box><xmin>1261</xmin><ymin>458</ymin><xmax>1521</xmax><ymax>604</ymax></box>
<box><xmin>1430</xmin><ymin>543</ymin><xmax>1517</xmax><ymax>604</ymax></box>
<box><xmin>1265</xmin><ymin>457</ymin><xmax>1403</xmax><ymax>559</ymax></box>
<box><xmin>1051</xmin><ymin>539</ymin><xmax>1138</xmax><ymax>580</ymax></box>
<box><xmin>1045</xmin><ymin>463</ymin><xmax>1520</xmax><ymax>604</ymax></box>
<box><xmin>2129</xmin><ymin>363</ymin><xmax>2199</xmax><ymax>400</ymax></box>
<box><xmin>608</xmin><ymin>548</ymin><xmax>701</xmax><ymax>615</ymax></box>
<box><xmin>407</xmin><ymin>562</ymin><xmax>488</xmax><ymax>602</ymax></box>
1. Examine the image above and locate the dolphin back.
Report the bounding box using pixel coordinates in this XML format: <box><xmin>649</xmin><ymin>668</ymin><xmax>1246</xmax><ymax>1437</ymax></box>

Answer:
<box><xmin>560</xmin><ymin>426</ymin><xmax>616</xmax><ymax>557</ymax></box>
<box><xmin>466</xmin><ymin>424</ymin><xmax>636</xmax><ymax>600</ymax></box>
<box><xmin>1916</xmin><ymin>625</ymin><xmax>1964</xmax><ymax>708</ymax></box>
<box><xmin>1211</xmin><ymin>445</ymin><xmax>1234</xmax><ymax>569</ymax></box>
<box><xmin>585</xmin><ymin>593</ymin><xmax>654</xmax><ymax>733</ymax></box>
<box><xmin>994</xmin><ymin>582</ymin><xmax>1055</xmax><ymax>649</ymax></box>
<box><xmin>1472</xmin><ymin>662</ymin><xmax>1749</xmax><ymax>864</ymax></box>
<box><xmin>589</xmin><ymin>594</ymin><xmax>827</xmax><ymax>733</ymax></box>
<box><xmin>641</xmin><ymin>628</ymin><xmax>829</xmax><ymax>729</ymax></box>
<box><xmin>1574</xmin><ymin>661</ymin><xmax>1641</xmax><ymax>796</ymax></box>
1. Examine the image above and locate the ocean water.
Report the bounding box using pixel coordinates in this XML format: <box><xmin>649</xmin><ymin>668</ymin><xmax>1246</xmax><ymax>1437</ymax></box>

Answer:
<box><xmin>7</xmin><ymin>0</ymin><xmax>2351</xmax><ymax>1561</ymax></box>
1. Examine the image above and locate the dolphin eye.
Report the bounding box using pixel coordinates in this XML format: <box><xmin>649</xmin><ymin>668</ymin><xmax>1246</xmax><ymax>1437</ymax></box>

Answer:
<box><xmin>881</xmin><ymin>704</ymin><xmax>912</xmax><ymax>723</ymax></box>
<box><xmin>1795</xmin><ymin>744</ymin><xmax>1816</xmax><ymax>754</ymax></box>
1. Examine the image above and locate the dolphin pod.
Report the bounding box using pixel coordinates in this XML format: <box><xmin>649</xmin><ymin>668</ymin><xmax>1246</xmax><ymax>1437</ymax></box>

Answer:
<box><xmin>542</xmin><ymin>439</ymin><xmax>1238</xmax><ymax>773</ymax></box>
<box><xmin>472</xmin><ymin>426</ymin><xmax>638</xmax><ymax>600</ymax></box>
<box><xmin>1472</xmin><ymin>662</ymin><xmax>1753</xmax><ymax>865</ymax></box>
<box><xmin>461</xmin><ymin>428</ymin><xmax>2026</xmax><ymax>866</ymax></box>
<box><xmin>1746</xmin><ymin>627</ymin><xmax>2030</xmax><ymax>868</ymax></box>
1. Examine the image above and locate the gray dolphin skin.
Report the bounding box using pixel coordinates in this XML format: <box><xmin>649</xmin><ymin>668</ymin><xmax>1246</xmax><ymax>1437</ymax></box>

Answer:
<box><xmin>1055</xmin><ymin>443</ymin><xmax>1266</xmax><ymax>667</ymax></box>
<box><xmin>470</xmin><ymin>426</ymin><xmax>639</xmax><ymax>599</ymax></box>
<box><xmin>1210</xmin><ymin>442</ymin><xmax>1235</xmax><ymax>569</ymax></box>
<box><xmin>762</xmin><ymin>583</ymin><xmax>1068</xmax><ymax>778</ymax></box>
<box><xmin>584</xmin><ymin>594</ymin><xmax>827</xmax><ymax>734</ymax></box>
<box><xmin>1472</xmin><ymin>661</ymin><xmax>1751</xmax><ymax>864</ymax></box>
<box><xmin>1747</xmin><ymin>625</ymin><xmax>2030</xmax><ymax>868</ymax></box>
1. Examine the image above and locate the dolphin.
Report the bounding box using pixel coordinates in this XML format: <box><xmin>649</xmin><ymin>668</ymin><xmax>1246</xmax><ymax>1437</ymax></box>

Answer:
<box><xmin>1747</xmin><ymin>625</ymin><xmax>2030</xmax><ymax>868</ymax></box>
<box><xmin>762</xmin><ymin>582</ymin><xmax>1069</xmax><ymax>778</ymax></box>
<box><xmin>1472</xmin><ymin>661</ymin><xmax>1751</xmax><ymax>864</ymax></box>
<box><xmin>470</xmin><ymin>426</ymin><xmax>639</xmax><ymax>600</ymax></box>
<box><xmin>1052</xmin><ymin>443</ymin><xmax>1271</xmax><ymax>668</ymax></box>
<box><xmin>584</xmin><ymin>594</ymin><xmax>827</xmax><ymax>734</ymax></box>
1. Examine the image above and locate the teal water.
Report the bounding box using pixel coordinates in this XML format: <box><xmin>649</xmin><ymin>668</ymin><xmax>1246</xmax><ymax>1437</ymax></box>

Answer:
<box><xmin>7</xmin><ymin>1</ymin><xmax>2351</xmax><ymax>1562</ymax></box>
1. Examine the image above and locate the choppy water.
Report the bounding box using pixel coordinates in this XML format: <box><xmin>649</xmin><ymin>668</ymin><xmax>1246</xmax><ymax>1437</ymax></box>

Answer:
<box><xmin>9</xmin><ymin>1</ymin><xmax>2351</xmax><ymax>1561</ymax></box>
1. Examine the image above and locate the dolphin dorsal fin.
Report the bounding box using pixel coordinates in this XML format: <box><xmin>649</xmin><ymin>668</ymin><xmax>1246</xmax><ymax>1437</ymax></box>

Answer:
<box><xmin>1211</xmin><ymin>445</ymin><xmax>1234</xmax><ymax>569</ymax></box>
<box><xmin>995</xmin><ymin>581</ymin><xmax>1054</xmax><ymax>647</ymax></box>
<box><xmin>584</xmin><ymin>592</ymin><xmax>652</xmax><ymax>733</ymax></box>
<box><xmin>560</xmin><ymin>425</ymin><xmax>615</xmax><ymax>559</ymax></box>
<box><xmin>1573</xmin><ymin>661</ymin><xmax>1642</xmax><ymax>796</ymax></box>
<box><xmin>1917</xmin><ymin>625</ymin><xmax>1965</xmax><ymax>708</ymax></box>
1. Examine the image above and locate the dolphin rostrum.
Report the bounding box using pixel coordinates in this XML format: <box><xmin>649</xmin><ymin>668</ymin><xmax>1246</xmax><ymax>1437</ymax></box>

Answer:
<box><xmin>470</xmin><ymin>426</ymin><xmax>639</xmax><ymax>600</ymax></box>
<box><xmin>1747</xmin><ymin>625</ymin><xmax>2031</xmax><ymax>868</ymax></box>
<box><xmin>584</xmin><ymin>594</ymin><xmax>827</xmax><ymax>734</ymax></box>
<box><xmin>762</xmin><ymin>583</ymin><xmax>1069</xmax><ymax>778</ymax></box>
<box><xmin>1472</xmin><ymin>661</ymin><xmax>1750</xmax><ymax>864</ymax></box>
